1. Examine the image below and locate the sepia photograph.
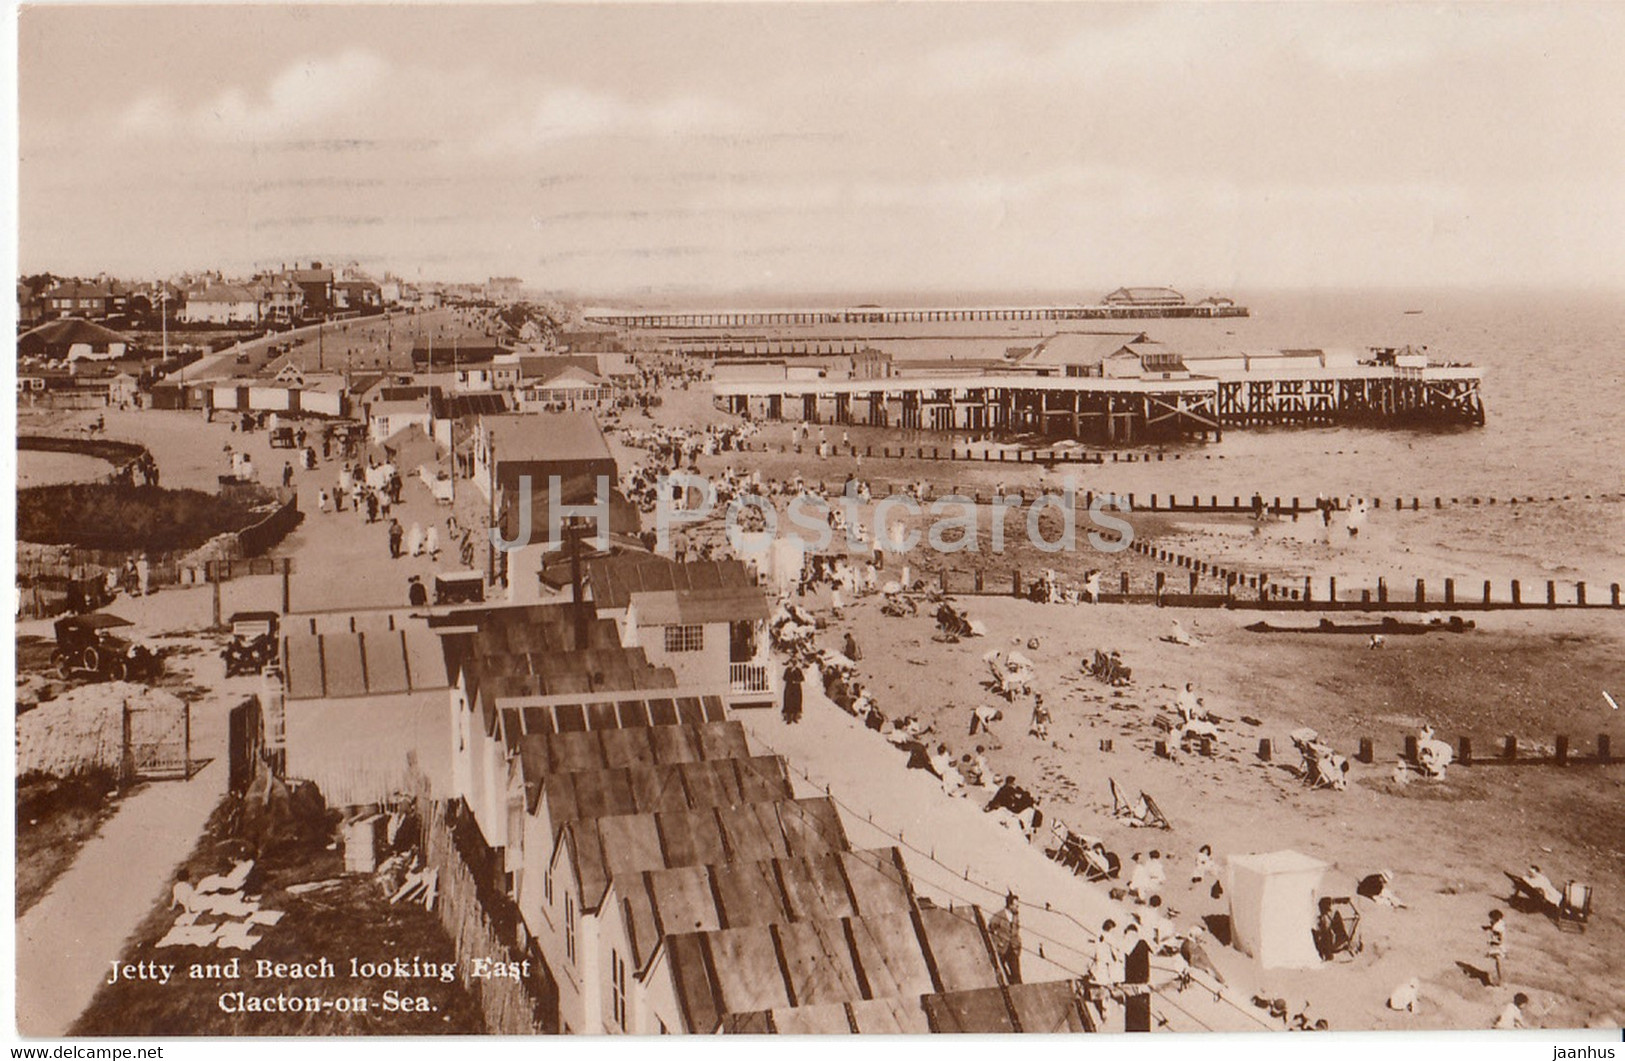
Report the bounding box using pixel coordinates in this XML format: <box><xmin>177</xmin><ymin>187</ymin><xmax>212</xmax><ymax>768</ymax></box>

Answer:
<box><xmin>8</xmin><ymin>0</ymin><xmax>1624</xmax><ymax>1050</ymax></box>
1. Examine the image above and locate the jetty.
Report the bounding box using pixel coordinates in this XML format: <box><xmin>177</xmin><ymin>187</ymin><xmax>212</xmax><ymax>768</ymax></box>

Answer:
<box><xmin>585</xmin><ymin>287</ymin><xmax>1248</xmax><ymax>328</ymax></box>
<box><xmin>712</xmin><ymin>344</ymin><xmax>1485</xmax><ymax>443</ymax></box>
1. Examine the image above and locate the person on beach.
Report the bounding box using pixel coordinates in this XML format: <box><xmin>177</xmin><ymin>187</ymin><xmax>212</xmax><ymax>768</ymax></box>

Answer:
<box><xmin>987</xmin><ymin>893</ymin><xmax>1022</xmax><ymax>984</ymax></box>
<box><xmin>318</xmin><ymin>489</ymin><xmax>330</xmax><ymax>514</ymax></box>
<box><xmin>781</xmin><ymin>660</ymin><xmax>804</xmax><ymax>724</ymax></box>
<box><xmin>1191</xmin><ymin>843</ymin><xmax>1217</xmax><ymax>884</ymax></box>
<box><xmin>388</xmin><ymin>519</ymin><xmax>404</xmax><ymax>559</ymax></box>
<box><xmin>1029</xmin><ymin>695</ymin><xmax>1051</xmax><ymax>740</ymax></box>
<box><xmin>842</xmin><ymin>631</ymin><xmax>862</xmax><ymax>662</ymax></box>
<box><xmin>407</xmin><ymin>522</ymin><xmax>425</xmax><ymax>557</ymax></box>
<box><xmin>1127</xmin><ymin>853</ymin><xmax>1158</xmax><ymax>903</ymax></box>
<box><xmin>1176</xmin><ymin>682</ymin><xmax>1202</xmax><ymax>723</ymax></box>
<box><xmin>1494</xmin><ymin>992</ymin><xmax>1529</xmax><ymax>1029</ymax></box>
<box><xmin>1485</xmin><ymin>909</ymin><xmax>1507</xmax><ymax>986</ymax></box>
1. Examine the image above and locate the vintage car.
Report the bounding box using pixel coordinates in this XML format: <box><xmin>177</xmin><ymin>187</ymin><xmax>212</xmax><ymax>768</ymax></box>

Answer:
<box><xmin>222</xmin><ymin>611</ymin><xmax>280</xmax><ymax>677</ymax></box>
<box><xmin>52</xmin><ymin>613</ymin><xmax>162</xmax><ymax>682</ymax></box>
<box><xmin>434</xmin><ymin>571</ymin><xmax>485</xmax><ymax>605</ymax></box>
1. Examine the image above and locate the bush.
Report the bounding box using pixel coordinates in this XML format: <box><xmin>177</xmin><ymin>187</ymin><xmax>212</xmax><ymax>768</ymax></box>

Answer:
<box><xmin>18</xmin><ymin>483</ymin><xmax>263</xmax><ymax>552</ymax></box>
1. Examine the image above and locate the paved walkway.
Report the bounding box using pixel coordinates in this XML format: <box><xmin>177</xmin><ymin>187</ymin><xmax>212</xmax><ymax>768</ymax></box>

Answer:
<box><xmin>15</xmin><ymin>760</ymin><xmax>225</xmax><ymax>1037</ymax></box>
<box><xmin>735</xmin><ymin>682</ymin><xmax>1277</xmax><ymax>1033</ymax></box>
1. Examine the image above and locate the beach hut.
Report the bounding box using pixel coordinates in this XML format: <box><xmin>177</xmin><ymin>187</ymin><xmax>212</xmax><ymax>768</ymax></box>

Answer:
<box><xmin>1226</xmin><ymin>849</ymin><xmax>1327</xmax><ymax>969</ymax></box>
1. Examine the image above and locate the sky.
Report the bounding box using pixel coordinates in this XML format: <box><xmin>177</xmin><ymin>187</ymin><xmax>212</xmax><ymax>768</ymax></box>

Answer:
<box><xmin>17</xmin><ymin>2</ymin><xmax>1625</xmax><ymax>295</ymax></box>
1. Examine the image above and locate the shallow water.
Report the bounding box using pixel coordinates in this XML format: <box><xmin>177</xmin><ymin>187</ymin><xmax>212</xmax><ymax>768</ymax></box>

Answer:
<box><xmin>16</xmin><ymin>450</ymin><xmax>112</xmax><ymax>488</ymax></box>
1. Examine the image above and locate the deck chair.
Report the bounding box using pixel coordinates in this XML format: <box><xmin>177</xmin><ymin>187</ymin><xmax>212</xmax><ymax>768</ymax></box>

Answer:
<box><xmin>1080</xmin><ymin>845</ymin><xmax>1120</xmax><ymax>883</ymax></box>
<box><xmin>1558</xmin><ymin>881</ymin><xmax>1592</xmax><ymax>933</ymax></box>
<box><xmin>1046</xmin><ymin>819</ymin><xmax>1080</xmax><ymax>867</ymax></box>
<box><xmin>1139</xmin><ymin>791</ymin><xmax>1172</xmax><ymax>830</ymax></box>
<box><xmin>1314</xmin><ymin>898</ymin><xmax>1362</xmax><ymax>960</ymax></box>
<box><xmin>1110</xmin><ymin>777</ymin><xmax>1137</xmax><ymax>819</ymax></box>
<box><xmin>1503</xmin><ymin>871</ymin><xmax>1562</xmax><ymax>913</ymax></box>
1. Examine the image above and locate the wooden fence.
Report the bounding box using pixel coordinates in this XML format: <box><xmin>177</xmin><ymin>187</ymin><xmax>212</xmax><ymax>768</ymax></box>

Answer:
<box><xmin>418</xmin><ymin>796</ymin><xmax>558</xmax><ymax>1034</ymax></box>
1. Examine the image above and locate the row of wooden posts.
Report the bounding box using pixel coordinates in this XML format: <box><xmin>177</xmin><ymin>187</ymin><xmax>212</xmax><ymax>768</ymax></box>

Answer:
<box><xmin>911</xmin><ymin>555</ymin><xmax>1621</xmax><ymax>611</ymax></box>
<box><xmin>759</xmin><ymin>445</ymin><xmax>1607</xmax><ymax>514</ymax></box>
<box><xmin>1253</xmin><ymin>733</ymin><xmax>1616</xmax><ymax>768</ymax></box>
<box><xmin>1123</xmin><ymin>539</ymin><xmax>1623</xmax><ymax>609</ymax></box>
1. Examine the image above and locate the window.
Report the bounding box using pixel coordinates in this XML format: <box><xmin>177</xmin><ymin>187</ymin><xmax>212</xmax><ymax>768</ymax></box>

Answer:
<box><xmin>664</xmin><ymin>624</ymin><xmax>704</xmax><ymax>653</ymax></box>
<box><xmin>564</xmin><ymin>895</ymin><xmax>576</xmax><ymax>963</ymax></box>
<box><xmin>611</xmin><ymin>950</ymin><xmax>627</xmax><ymax>1029</ymax></box>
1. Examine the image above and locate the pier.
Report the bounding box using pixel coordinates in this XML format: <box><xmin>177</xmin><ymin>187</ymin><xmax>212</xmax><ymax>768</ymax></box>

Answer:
<box><xmin>714</xmin><ymin>362</ymin><xmax>1485</xmax><ymax>443</ymax></box>
<box><xmin>585</xmin><ymin>300</ymin><xmax>1249</xmax><ymax>329</ymax></box>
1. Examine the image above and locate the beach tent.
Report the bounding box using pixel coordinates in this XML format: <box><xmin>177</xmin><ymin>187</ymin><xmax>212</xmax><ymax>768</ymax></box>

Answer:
<box><xmin>1226</xmin><ymin>850</ymin><xmax>1327</xmax><ymax>969</ymax></box>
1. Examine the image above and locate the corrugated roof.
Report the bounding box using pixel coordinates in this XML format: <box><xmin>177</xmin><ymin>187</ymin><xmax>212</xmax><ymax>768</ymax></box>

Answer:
<box><xmin>281</xmin><ymin>627</ymin><xmax>451</xmax><ymax>701</ymax></box>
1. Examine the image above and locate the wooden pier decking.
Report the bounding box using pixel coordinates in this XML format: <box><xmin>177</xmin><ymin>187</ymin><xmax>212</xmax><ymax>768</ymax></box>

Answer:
<box><xmin>586</xmin><ymin>302</ymin><xmax>1249</xmax><ymax>329</ymax></box>
<box><xmin>713</xmin><ymin>364</ymin><xmax>1485</xmax><ymax>444</ymax></box>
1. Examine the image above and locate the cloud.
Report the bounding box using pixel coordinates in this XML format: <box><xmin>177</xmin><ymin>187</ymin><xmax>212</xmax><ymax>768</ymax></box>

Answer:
<box><xmin>118</xmin><ymin>49</ymin><xmax>387</xmax><ymax>139</ymax></box>
<box><xmin>474</xmin><ymin>87</ymin><xmax>742</xmax><ymax>154</ymax></box>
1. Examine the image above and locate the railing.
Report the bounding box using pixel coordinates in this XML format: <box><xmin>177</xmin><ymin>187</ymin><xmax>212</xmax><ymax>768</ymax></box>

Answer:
<box><xmin>729</xmin><ymin>661</ymin><xmax>773</xmax><ymax>695</ymax></box>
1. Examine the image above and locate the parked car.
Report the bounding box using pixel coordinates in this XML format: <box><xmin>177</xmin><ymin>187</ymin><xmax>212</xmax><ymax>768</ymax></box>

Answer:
<box><xmin>52</xmin><ymin>613</ymin><xmax>161</xmax><ymax>682</ymax></box>
<box><xmin>434</xmin><ymin>571</ymin><xmax>485</xmax><ymax>605</ymax></box>
<box><xmin>222</xmin><ymin>611</ymin><xmax>280</xmax><ymax>677</ymax></box>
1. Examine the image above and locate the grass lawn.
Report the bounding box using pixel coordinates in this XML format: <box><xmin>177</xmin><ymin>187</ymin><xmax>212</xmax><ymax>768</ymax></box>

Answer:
<box><xmin>16</xmin><ymin>769</ymin><xmax>129</xmax><ymax>917</ymax></box>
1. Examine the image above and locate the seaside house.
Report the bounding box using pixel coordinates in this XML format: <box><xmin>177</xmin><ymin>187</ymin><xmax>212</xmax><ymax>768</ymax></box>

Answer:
<box><xmin>278</xmin><ymin>618</ymin><xmax>454</xmax><ymax>808</ymax></box>
<box><xmin>584</xmin><ymin>555</ymin><xmax>778</xmax><ymax>711</ymax></box>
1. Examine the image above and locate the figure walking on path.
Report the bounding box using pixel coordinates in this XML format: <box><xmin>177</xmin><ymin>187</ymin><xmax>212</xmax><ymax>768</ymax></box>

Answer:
<box><xmin>781</xmin><ymin>660</ymin><xmax>804</xmax><ymax>724</ymax></box>
<box><xmin>388</xmin><ymin>519</ymin><xmax>404</xmax><ymax>559</ymax></box>
<box><xmin>988</xmin><ymin>893</ymin><xmax>1022</xmax><ymax>984</ymax></box>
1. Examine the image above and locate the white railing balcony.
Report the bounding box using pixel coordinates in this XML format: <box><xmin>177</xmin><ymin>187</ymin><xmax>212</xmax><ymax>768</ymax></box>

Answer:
<box><xmin>729</xmin><ymin>661</ymin><xmax>774</xmax><ymax>696</ymax></box>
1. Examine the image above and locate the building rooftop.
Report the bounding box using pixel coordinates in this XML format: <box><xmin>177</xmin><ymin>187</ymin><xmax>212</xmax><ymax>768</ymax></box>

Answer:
<box><xmin>562</xmin><ymin>796</ymin><xmax>849</xmax><ymax>913</ymax></box>
<box><xmin>528</xmin><ymin>753</ymin><xmax>792</xmax><ymax>834</ymax></box>
<box><xmin>480</xmin><ymin>411</ymin><xmax>613</xmax><ymax>466</ymax></box>
<box><xmin>516</xmin><ymin>717</ymin><xmax>744</xmax><ymax>803</ymax></box>
<box><xmin>431</xmin><ymin>392</ymin><xmax>510</xmax><ymax>420</ymax></box>
<box><xmin>586</xmin><ymin>556</ymin><xmax>759</xmax><ymax>611</ymax></box>
<box><xmin>282</xmin><ymin>626</ymin><xmax>452</xmax><ymax>701</ymax></box>
<box><xmin>1019</xmin><ymin>332</ymin><xmax>1145</xmax><ymax>368</ymax></box>
<box><xmin>18</xmin><ymin>318</ymin><xmax>134</xmax><ymax>353</ymax></box>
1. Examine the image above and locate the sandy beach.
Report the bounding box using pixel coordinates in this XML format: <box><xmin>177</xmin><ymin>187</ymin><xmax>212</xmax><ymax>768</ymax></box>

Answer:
<box><xmin>608</xmin><ymin>385</ymin><xmax>1625</xmax><ymax>1031</ymax></box>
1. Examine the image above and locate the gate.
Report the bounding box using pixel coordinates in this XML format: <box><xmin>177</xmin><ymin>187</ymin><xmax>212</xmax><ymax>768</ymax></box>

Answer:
<box><xmin>125</xmin><ymin>698</ymin><xmax>193</xmax><ymax>781</ymax></box>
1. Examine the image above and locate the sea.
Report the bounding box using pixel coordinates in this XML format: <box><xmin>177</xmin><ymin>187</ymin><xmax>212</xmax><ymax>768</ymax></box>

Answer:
<box><xmin>638</xmin><ymin>286</ymin><xmax>1625</xmax><ymax>575</ymax></box>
